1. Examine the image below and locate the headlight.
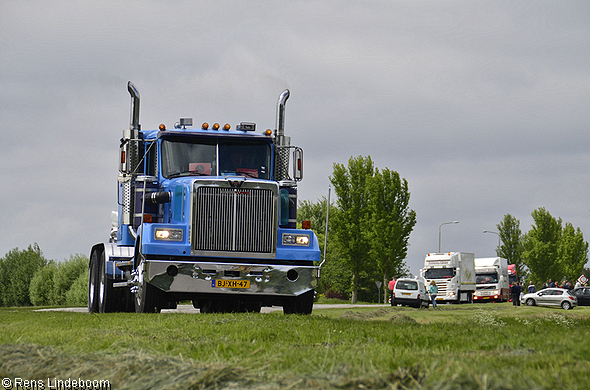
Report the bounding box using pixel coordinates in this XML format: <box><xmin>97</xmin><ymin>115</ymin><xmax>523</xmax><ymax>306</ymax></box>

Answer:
<box><xmin>282</xmin><ymin>233</ymin><xmax>310</xmax><ymax>246</ymax></box>
<box><xmin>154</xmin><ymin>228</ymin><xmax>183</xmax><ymax>241</ymax></box>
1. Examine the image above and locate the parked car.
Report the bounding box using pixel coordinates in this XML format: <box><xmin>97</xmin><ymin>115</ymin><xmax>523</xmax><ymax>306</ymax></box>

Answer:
<box><xmin>572</xmin><ymin>286</ymin><xmax>590</xmax><ymax>306</ymax></box>
<box><xmin>521</xmin><ymin>288</ymin><xmax>577</xmax><ymax>310</ymax></box>
<box><xmin>392</xmin><ymin>278</ymin><xmax>430</xmax><ymax>308</ymax></box>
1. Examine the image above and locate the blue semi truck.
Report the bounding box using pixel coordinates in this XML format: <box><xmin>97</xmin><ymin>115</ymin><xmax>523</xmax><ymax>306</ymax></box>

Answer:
<box><xmin>88</xmin><ymin>82</ymin><xmax>320</xmax><ymax>314</ymax></box>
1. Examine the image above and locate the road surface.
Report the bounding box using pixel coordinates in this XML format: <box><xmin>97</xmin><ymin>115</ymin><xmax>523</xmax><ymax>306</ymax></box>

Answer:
<box><xmin>37</xmin><ymin>303</ymin><xmax>389</xmax><ymax>313</ymax></box>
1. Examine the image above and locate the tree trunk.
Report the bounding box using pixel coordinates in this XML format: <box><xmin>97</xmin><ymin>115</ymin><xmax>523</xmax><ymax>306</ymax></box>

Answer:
<box><xmin>351</xmin><ymin>270</ymin><xmax>358</xmax><ymax>303</ymax></box>
<box><xmin>383</xmin><ymin>275</ymin><xmax>388</xmax><ymax>303</ymax></box>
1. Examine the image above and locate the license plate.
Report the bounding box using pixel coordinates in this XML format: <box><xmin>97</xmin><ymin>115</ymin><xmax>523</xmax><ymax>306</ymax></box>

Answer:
<box><xmin>212</xmin><ymin>279</ymin><xmax>250</xmax><ymax>289</ymax></box>
<box><xmin>402</xmin><ymin>292</ymin><xmax>411</xmax><ymax>296</ymax></box>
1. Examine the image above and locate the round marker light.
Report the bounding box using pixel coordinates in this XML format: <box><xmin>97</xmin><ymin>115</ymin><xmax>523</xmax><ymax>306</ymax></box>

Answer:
<box><xmin>264</xmin><ymin>129</ymin><xmax>272</xmax><ymax>136</ymax></box>
<box><xmin>159</xmin><ymin>124</ymin><xmax>166</xmax><ymax>131</ymax></box>
<box><xmin>213</xmin><ymin>123</ymin><xmax>220</xmax><ymax>130</ymax></box>
<box><xmin>201</xmin><ymin>122</ymin><xmax>209</xmax><ymax>130</ymax></box>
<box><xmin>223</xmin><ymin>123</ymin><xmax>231</xmax><ymax>130</ymax></box>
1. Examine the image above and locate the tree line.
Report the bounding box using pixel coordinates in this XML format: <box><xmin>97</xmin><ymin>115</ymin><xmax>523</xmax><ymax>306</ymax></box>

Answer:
<box><xmin>497</xmin><ymin>208</ymin><xmax>588</xmax><ymax>287</ymax></box>
<box><xmin>2</xmin><ymin>158</ymin><xmax>588</xmax><ymax>307</ymax></box>
<box><xmin>298</xmin><ymin>155</ymin><xmax>417</xmax><ymax>303</ymax></box>
<box><xmin>0</xmin><ymin>244</ymin><xmax>88</xmax><ymax>307</ymax></box>
<box><xmin>299</xmin><ymin>155</ymin><xmax>589</xmax><ymax>303</ymax></box>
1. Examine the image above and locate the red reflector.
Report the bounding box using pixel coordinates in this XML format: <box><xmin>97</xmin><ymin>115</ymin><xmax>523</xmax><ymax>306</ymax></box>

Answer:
<box><xmin>143</xmin><ymin>214</ymin><xmax>152</xmax><ymax>223</ymax></box>
<box><xmin>302</xmin><ymin>220</ymin><xmax>311</xmax><ymax>229</ymax></box>
<box><xmin>121</xmin><ymin>151</ymin><xmax>126</xmax><ymax>163</ymax></box>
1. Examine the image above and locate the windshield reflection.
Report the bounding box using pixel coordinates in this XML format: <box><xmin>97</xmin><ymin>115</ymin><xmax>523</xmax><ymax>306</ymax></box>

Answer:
<box><xmin>161</xmin><ymin>138</ymin><xmax>271</xmax><ymax>179</ymax></box>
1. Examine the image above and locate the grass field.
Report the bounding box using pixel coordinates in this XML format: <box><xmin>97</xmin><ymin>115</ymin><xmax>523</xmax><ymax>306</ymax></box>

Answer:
<box><xmin>1</xmin><ymin>302</ymin><xmax>590</xmax><ymax>389</ymax></box>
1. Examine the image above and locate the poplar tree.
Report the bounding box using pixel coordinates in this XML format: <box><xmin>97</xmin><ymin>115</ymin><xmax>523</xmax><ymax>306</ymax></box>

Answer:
<box><xmin>329</xmin><ymin>155</ymin><xmax>416</xmax><ymax>303</ymax></box>
<box><xmin>330</xmin><ymin>156</ymin><xmax>374</xmax><ymax>303</ymax></box>
<box><xmin>522</xmin><ymin>207</ymin><xmax>588</xmax><ymax>285</ymax></box>
<box><xmin>367</xmin><ymin>167</ymin><xmax>416</xmax><ymax>302</ymax></box>
<box><xmin>497</xmin><ymin>214</ymin><xmax>525</xmax><ymax>277</ymax></box>
<box><xmin>522</xmin><ymin>208</ymin><xmax>562</xmax><ymax>284</ymax></box>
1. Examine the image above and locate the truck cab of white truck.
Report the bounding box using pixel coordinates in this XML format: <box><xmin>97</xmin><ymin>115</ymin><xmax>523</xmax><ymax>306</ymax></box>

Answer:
<box><xmin>420</xmin><ymin>252</ymin><xmax>476</xmax><ymax>303</ymax></box>
<box><xmin>473</xmin><ymin>257</ymin><xmax>509</xmax><ymax>302</ymax></box>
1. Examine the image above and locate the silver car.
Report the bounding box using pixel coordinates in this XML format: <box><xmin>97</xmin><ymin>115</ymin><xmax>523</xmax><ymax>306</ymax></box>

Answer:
<box><xmin>521</xmin><ymin>288</ymin><xmax>577</xmax><ymax>310</ymax></box>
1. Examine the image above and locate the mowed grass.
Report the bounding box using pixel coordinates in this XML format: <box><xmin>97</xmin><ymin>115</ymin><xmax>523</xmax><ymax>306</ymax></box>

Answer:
<box><xmin>1</xmin><ymin>303</ymin><xmax>590</xmax><ymax>389</ymax></box>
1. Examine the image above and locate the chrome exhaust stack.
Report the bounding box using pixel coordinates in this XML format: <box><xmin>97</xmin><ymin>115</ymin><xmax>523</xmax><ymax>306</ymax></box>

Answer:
<box><xmin>128</xmin><ymin>81</ymin><xmax>141</xmax><ymax>132</ymax></box>
<box><xmin>275</xmin><ymin>89</ymin><xmax>291</xmax><ymax>181</ymax></box>
<box><xmin>118</xmin><ymin>81</ymin><xmax>141</xmax><ymax>230</ymax></box>
<box><xmin>276</xmin><ymin>89</ymin><xmax>290</xmax><ymax>141</ymax></box>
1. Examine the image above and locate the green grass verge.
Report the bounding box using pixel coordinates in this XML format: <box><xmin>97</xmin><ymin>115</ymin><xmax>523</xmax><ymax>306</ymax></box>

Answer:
<box><xmin>1</xmin><ymin>303</ymin><xmax>590</xmax><ymax>389</ymax></box>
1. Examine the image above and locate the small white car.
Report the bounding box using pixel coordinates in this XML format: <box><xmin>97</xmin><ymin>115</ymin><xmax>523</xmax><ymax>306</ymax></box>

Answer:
<box><xmin>392</xmin><ymin>278</ymin><xmax>430</xmax><ymax>308</ymax></box>
<box><xmin>521</xmin><ymin>288</ymin><xmax>577</xmax><ymax>310</ymax></box>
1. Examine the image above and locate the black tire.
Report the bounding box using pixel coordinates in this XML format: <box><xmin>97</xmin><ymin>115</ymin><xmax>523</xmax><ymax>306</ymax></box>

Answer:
<box><xmin>561</xmin><ymin>301</ymin><xmax>572</xmax><ymax>310</ymax></box>
<box><xmin>244</xmin><ymin>300</ymin><xmax>262</xmax><ymax>313</ymax></box>
<box><xmin>200</xmin><ymin>300</ymin><xmax>215</xmax><ymax>313</ymax></box>
<box><xmin>283</xmin><ymin>290</ymin><xmax>314</xmax><ymax>315</ymax></box>
<box><xmin>88</xmin><ymin>249</ymin><xmax>101</xmax><ymax>313</ymax></box>
<box><xmin>134</xmin><ymin>253</ymin><xmax>162</xmax><ymax>313</ymax></box>
<box><xmin>526</xmin><ymin>298</ymin><xmax>536</xmax><ymax>306</ymax></box>
<box><xmin>135</xmin><ymin>279</ymin><xmax>162</xmax><ymax>313</ymax></box>
<box><xmin>98</xmin><ymin>250</ymin><xmax>123</xmax><ymax>313</ymax></box>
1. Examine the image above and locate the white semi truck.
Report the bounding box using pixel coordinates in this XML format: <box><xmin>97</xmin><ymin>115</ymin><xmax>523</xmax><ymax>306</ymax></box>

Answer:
<box><xmin>421</xmin><ymin>252</ymin><xmax>476</xmax><ymax>303</ymax></box>
<box><xmin>473</xmin><ymin>257</ymin><xmax>509</xmax><ymax>303</ymax></box>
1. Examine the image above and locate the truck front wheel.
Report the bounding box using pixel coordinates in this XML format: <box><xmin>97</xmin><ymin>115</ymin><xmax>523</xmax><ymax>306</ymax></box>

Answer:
<box><xmin>134</xmin><ymin>258</ymin><xmax>162</xmax><ymax>313</ymax></box>
<box><xmin>283</xmin><ymin>290</ymin><xmax>314</xmax><ymax>315</ymax></box>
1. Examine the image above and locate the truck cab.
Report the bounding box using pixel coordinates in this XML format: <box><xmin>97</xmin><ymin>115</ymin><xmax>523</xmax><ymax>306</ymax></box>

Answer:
<box><xmin>88</xmin><ymin>83</ymin><xmax>321</xmax><ymax>314</ymax></box>
<box><xmin>421</xmin><ymin>252</ymin><xmax>475</xmax><ymax>303</ymax></box>
<box><xmin>473</xmin><ymin>257</ymin><xmax>509</xmax><ymax>302</ymax></box>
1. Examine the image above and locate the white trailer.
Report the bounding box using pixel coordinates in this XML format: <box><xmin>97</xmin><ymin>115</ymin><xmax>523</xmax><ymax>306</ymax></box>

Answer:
<box><xmin>421</xmin><ymin>252</ymin><xmax>476</xmax><ymax>303</ymax></box>
<box><xmin>473</xmin><ymin>257</ymin><xmax>509</xmax><ymax>302</ymax></box>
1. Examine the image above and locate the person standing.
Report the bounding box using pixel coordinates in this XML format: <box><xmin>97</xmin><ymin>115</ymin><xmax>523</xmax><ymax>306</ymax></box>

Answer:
<box><xmin>429</xmin><ymin>280</ymin><xmax>438</xmax><ymax>309</ymax></box>
<box><xmin>388</xmin><ymin>278</ymin><xmax>396</xmax><ymax>306</ymax></box>
<box><xmin>511</xmin><ymin>283</ymin><xmax>521</xmax><ymax>306</ymax></box>
<box><xmin>527</xmin><ymin>281</ymin><xmax>535</xmax><ymax>293</ymax></box>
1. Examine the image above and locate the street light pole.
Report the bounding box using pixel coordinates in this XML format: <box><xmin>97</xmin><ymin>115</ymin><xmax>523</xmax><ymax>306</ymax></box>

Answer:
<box><xmin>439</xmin><ymin>221</ymin><xmax>459</xmax><ymax>252</ymax></box>
<box><xmin>483</xmin><ymin>230</ymin><xmax>501</xmax><ymax>250</ymax></box>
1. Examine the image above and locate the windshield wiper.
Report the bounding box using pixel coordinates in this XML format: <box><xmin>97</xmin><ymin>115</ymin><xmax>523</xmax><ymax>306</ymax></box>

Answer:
<box><xmin>167</xmin><ymin>170</ymin><xmax>208</xmax><ymax>178</ymax></box>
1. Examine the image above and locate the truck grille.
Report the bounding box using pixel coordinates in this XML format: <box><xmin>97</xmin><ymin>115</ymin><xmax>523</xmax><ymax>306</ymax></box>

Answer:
<box><xmin>192</xmin><ymin>185</ymin><xmax>276</xmax><ymax>254</ymax></box>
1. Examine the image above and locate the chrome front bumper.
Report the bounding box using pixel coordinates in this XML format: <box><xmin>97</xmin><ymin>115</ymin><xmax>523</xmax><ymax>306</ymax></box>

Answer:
<box><xmin>144</xmin><ymin>259</ymin><xmax>318</xmax><ymax>297</ymax></box>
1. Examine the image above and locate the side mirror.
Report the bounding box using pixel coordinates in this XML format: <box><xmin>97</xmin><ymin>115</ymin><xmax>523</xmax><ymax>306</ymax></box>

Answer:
<box><xmin>293</xmin><ymin>147</ymin><xmax>303</xmax><ymax>180</ymax></box>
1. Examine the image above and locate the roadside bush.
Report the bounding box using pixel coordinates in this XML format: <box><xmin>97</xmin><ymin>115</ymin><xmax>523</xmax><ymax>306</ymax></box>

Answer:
<box><xmin>65</xmin><ymin>269</ymin><xmax>88</xmax><ymax>306</ymax></box>
<box><xmin>0</xmin><ymin>244</ymin><xmax>47</xmax><ymax>307</ymax></box>
<box><xmin>324</xmin><ymin>290</ymin><xmax>348</xmax><ymax>300</ymax></box>
<box><xmin>30</xmin><ymin>261</ymin><xmax>57</xmax><ymax>306</ymax></box>
<box><xmin>53</xmin><ymin>254</ymin><xmax>87</xmax><ymax>305</ymax></box>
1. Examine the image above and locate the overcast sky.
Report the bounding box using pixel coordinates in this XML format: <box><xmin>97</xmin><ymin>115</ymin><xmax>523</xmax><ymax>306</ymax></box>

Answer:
<box><xmin>2</xmin><ymin>1</ymin><xmax>589</xmax><ymax>275</ymax></box>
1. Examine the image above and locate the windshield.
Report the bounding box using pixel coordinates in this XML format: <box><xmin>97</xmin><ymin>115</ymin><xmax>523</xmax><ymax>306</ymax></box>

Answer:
<box><xmin>424</xmin><ymin>268</ymin><xmax>454</xmax><ymax>279</ymax></box>
<box><xmin>476</xmin><ymin>273</ymin><xmax>499</xmax><ymax>284</ymax></box>
<box><xmin>161</xmin><ymin>138</ymin><xmax>271</xmax><ymax>179</ymax></box>
<box><xmin>396</xmin><ymin>280</ymin><xmax>418</xmax><ymax>291</ymax></box>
